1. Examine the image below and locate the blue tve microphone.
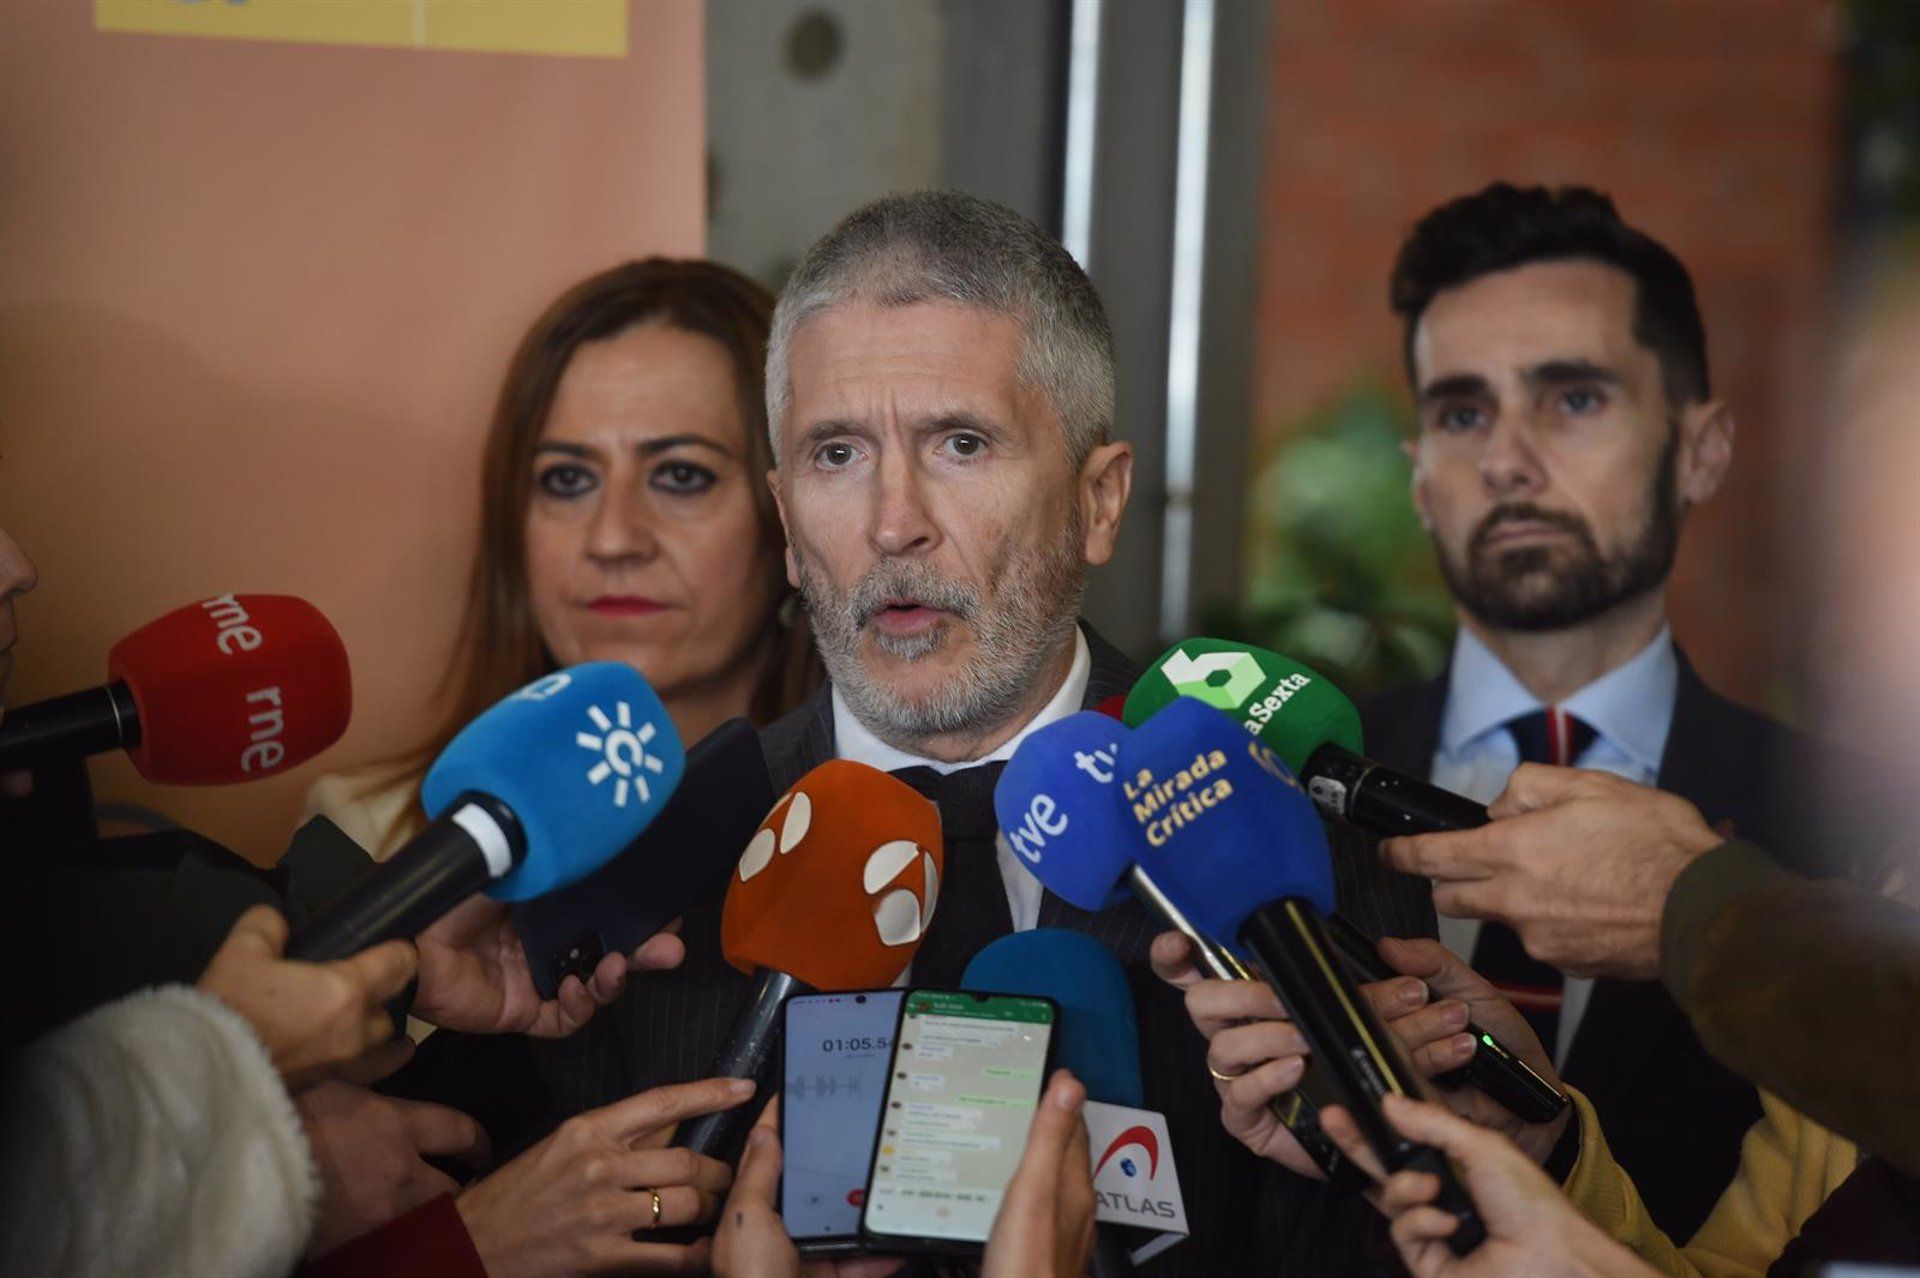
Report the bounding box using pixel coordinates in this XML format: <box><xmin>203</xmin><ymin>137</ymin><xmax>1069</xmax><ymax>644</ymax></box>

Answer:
<box><xmin>995</xmin><ymin>712</ymin><xmax>1355</xmax><ymax>1181</ymax></box>
<box><xmin>963</xmin><ymin>929</ymin><xmax>1141</xmax><ymax>1277</ymax></box>
<box><xmin>1123</xmin><ymin>697</ymin><xmax>1486</xmax><ymax>1255</ymax></box>
<box><xmin>288</xmin><ymin>663</ymin><xmax>685</xmax><ymax>960</ymax></box>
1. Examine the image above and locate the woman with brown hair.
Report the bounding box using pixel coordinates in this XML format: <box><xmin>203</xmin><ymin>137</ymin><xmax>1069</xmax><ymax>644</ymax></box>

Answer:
<box><xmin>305</xmin><ymin>258</ymin><xmax>819</xmax><ymax>858</ymax></box>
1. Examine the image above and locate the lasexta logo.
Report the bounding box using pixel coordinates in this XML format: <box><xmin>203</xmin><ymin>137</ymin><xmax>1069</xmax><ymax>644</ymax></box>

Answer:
<box><xmin>1161</xmin><ymin>649</ymin><xmax>1263</xmax><ymax>711</ymax></box>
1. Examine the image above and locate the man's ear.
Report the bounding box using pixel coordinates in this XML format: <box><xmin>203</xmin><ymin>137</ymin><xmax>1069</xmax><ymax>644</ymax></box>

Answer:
<box><xmin>1676</xmin><ymin>400</ymin><xmax>1735</xmax><ymax>510</ymax></box>
<box><xmin>1079</xmin><ymin>441</ymin><xmax>1133</xmax><ymax>566</ymax></box>
<box><xmin>1402</xmin><ymin>436</ymin><xmax>1435</xmax><ymax>532</ymax></box>
<box><xmin>767</xmin><ymin>469</ymin><xmax>800</xmax><ymax>589</ymax></box>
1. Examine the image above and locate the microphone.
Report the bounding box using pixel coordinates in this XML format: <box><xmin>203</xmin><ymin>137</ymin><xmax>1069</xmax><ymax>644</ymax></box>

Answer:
<box><xmin>510</xmin><ymin>717</ymin><xmax>775</xmax><ymax>1001</ymax></box>
<box><xmin>993</xmin><ymin>712</ymin><xmax>1356</xmax><ymax>1182</ymax></box>
<box><xmin>1123</xmin><ymin>639</ymin><xmax>1568</xmax><ymax>1123</ymax></box>
<box><xmin>286</xmin><ymin>663</ymin><xmax>684</xmax><ymax>961</ymax></box>
<box><xmin>963</xmin><ymin>929</ymin><xmax>1144</xmax><ymax>1276</ymax></box>
<box><xmin>1122</xmin><ymin>696</ymin><xmax>1486</xmax><ymax>1254</ymax></box>
<box><xmin>0</xmin><ymin>593</ymin><xmax>351</xmax><ymax>783</ymax></box>
<box><xmin>1123</xmin><ymin>637</ymin><xmax>1488</xmax><ymax>835</ymax></box>
<box><xmin>677</xmin><ymin>760</ymin><xmax>943</xmax><ymax>1162</ymax></box>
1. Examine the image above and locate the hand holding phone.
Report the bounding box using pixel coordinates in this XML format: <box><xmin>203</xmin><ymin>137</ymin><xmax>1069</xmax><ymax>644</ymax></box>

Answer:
<box><xmin>861</xmin><ymin>990</ymin><xmax>1059</xmax><ymax>1253</ymax></box>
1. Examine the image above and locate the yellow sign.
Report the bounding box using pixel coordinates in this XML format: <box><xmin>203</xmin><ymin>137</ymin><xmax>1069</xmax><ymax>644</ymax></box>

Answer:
<box><xmin>96</xmin><ymin>0</ymin><xmax>628</xmax><ymax>59</ymax></box>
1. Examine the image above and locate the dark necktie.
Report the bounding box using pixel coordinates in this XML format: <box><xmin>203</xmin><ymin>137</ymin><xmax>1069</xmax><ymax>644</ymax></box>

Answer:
<box><xmin>1469</xmin><ymin>707</ymin><xmax>1598</xmax><ymax>1055</ymax></box>
<box><xmin>889</xmin><ymin>762</ymin><xmax>1012</xmax><ymax>989</ymax></box>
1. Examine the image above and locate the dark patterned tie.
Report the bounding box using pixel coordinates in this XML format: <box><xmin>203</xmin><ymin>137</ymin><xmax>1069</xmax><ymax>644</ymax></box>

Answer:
<box><xmin>889</xmin><ymin>763</ymin><xmax>1012</xmax><ymax>989</ymax></box>
<box><xmin>1469</xmin><ymin>707</ymin><xmax>1597</xmax><ymax>1054</ymax></box>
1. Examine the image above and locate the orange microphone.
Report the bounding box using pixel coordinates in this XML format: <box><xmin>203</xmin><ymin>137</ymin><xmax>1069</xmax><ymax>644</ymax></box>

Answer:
<box><xmin>679</xmin><ymin>760</ymin><xmax>943</xmax><ymax>1160</ymax></box>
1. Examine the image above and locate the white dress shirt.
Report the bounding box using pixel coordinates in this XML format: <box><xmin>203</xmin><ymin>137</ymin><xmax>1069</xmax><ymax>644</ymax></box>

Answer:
<box><xmin>1429</xmin><ymin>624</ymin><xmax>1677</xmax><ymax>1067</ymax></box>
<box><xmin>830</xmin><ymin>628</ymin><xmax>1092</xmax><ymax>933</ymax></box>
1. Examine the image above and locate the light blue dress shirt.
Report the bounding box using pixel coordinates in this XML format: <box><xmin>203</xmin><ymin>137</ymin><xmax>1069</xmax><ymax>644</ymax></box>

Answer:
<box><xmin>1429</xmin><ymin>624</ymin><xmax>1678</xmax><ymax>1067</ymax></box>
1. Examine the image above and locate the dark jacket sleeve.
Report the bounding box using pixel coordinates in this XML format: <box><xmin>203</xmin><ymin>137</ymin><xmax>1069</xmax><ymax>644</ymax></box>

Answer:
<box><xmin>1662</xmin><ymin>839</ymin><xmax>1920</xmax><ymax>1175</ymax></box>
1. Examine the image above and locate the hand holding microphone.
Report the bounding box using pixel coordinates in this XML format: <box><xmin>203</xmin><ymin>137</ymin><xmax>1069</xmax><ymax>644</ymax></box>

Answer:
<box><xmin>680</xmin><ymin>760</ymin><xmax>943</xmax><ymax>1162</ymax></box>
<box><xmin>0</xmin><ymin>593</ymin><xmax>351</xmax><ymax>782</ymax></box>
<box><xmin>1122</xmin><ymin>697</ymin><xmax>1487</xmax><ymax>1254</ymax></box>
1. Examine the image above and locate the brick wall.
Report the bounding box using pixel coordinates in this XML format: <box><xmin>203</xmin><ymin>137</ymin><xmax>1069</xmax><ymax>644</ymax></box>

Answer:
<box><xmin>1251</xmin><ymin>0</ymin><xmax>1839</xmax><ymax>705</ymax></box>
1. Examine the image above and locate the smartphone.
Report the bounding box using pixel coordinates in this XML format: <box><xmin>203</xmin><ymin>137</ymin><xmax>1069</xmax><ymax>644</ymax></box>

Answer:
<box><xmin>860</xmin><ymin>989</ymin><xmax>1058</xmax><ymax>1254</ymax></box>
<box><xmin>780</xmin><ymin>990</ymin><xmax>904</xmax><ymax>1256</ymax></box>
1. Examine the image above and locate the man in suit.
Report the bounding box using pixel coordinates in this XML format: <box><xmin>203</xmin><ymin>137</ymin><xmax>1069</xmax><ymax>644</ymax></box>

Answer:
<box><xmin>534</xmin><ymin>190</ymin><xmax>1434</xmax><ymax>1276</ymax></box>
<box><xmin>1358</xmin><ymin>181</ymin><xmax>1853</xmax><ymax>1239</ymax></box>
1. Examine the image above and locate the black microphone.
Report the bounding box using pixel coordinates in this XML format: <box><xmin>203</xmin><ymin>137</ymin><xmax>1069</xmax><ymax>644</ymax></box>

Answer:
<box><xmin>287</xmin><ymin>664</ymin><xmax>684</xmax><ymax>961</ymax></box>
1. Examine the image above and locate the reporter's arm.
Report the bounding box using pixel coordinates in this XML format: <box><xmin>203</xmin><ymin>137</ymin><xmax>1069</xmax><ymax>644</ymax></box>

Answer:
<box><xmin>1662</xmin><ymin>840</ymin><xmax>1920</xmax><ymax>1175</ymax></box>
<box><xmin>0</xmin><ymin>986</ymin><xmax>319</xmax><ymax>1278</ymax></box>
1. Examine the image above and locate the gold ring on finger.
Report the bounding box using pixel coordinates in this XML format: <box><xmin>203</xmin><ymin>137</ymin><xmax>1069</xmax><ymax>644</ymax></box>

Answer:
<box><xmin>1207</xmin><ymin>1061</ymin><xmax>1244</xmax><ymax>1083</ymax></box>
<box><xmin>649</xmin><ymin>1189</ymin><xmax>662</xmax><ymax>1229</ymax></box>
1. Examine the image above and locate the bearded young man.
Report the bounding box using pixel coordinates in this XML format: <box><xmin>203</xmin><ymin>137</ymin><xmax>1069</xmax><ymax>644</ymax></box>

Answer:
<box><xmin>533</xmin><ymin>190</ymin><xmax>1435</xmax><ymax>1276</ymax></box>
<box><xmin>1359</xmin><ymin>182</ymin><xmax>1852</xmax><ymax>1240</ymax></box>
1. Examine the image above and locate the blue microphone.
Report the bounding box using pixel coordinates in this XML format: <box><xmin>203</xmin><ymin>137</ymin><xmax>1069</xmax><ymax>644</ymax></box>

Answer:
<box><xmin>994</xmin><ymin>712</ymin><xmax>1356</xmax><ymax>1182</ymax></box>
<box><xmin>963</xmin><ymin>929</ymin><xmax>1142</xmax><ymax>1277</ymax></box>
<box><xmin>289</xmin><ymin>663</ymin><xmax>684</xmax><ymax>960</ymax></box>
<box><xmin>1123</xmin><ymin>696</ymin><xmax>1486</xmax><ymax>1255</ymax></box>
<box><xmin>962</xmin><ymin>928</ymin><xmax>1142</xmax><ymax>1108</ymax></box>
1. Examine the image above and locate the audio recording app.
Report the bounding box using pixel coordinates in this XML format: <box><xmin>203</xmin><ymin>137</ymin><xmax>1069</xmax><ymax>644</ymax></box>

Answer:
<box><xmin>863</xmin><ymin>991</ymin><xmax>1056</xmax><ymax>1246</ymax></box>
<box><xmin>781</xmin><ymin>991</ymin><xmax>903</xmax><ymax>1245</ymax></box>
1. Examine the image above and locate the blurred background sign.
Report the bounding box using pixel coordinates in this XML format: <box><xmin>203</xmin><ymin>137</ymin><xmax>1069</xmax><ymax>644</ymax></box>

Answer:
<box><xmin>94</xmin><ymin>0</ymin><xmax>628</xmax><ymax>59</ymax></box>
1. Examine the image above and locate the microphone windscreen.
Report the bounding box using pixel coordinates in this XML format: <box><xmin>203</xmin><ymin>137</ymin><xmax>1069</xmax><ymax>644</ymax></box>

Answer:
<box><xmin>1123</xmin><ymin>637</ymin><xmax>1363</xmax><ymax>773</ymax></box>
<box><xmin>423</xmin><ymin>663</ymin><xmax>685</xmax><ymax>901</ymax></box>
<box><xmin>1121</xmin><ymin>696</ymin><xmax>1335</xmax><ymax>939</ymax></box>
<box><xmin>962</xmin><ymin>928</ymin><xmax>1142</xmax><ymax>1108</ymax></box>
<box><xmin>993</xmin><ymin>711</ymin><xmax>1132</xmax><ymax>911</ymax></box>
<box><xmin>107</xmin><ymin>594</ymin><xmax>352</xmax><ymax>784</ymax></box>
<box><xmin>722</xmin><ymin>760</ymin><xmax>942</xmax><ymax>991</ymax></box>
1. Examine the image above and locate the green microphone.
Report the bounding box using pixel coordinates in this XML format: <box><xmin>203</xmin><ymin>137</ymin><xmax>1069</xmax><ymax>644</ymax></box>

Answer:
<box><xmin>1123</xmin><ymin>638</ymin><xmax>1486</xmax><ymax>835</ymax></box>
<box><xmin>1124</xmin><ymin>638</ymin><xmax>1569</xmax><ymax>1126</ymax></box>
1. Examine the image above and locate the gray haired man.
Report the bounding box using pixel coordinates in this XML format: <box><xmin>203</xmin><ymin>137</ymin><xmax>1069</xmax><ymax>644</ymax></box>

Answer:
<box><xmin>535</xmin><ymin>190</ymin><xmax>1434</xmax><ymax>1275</ymax></box>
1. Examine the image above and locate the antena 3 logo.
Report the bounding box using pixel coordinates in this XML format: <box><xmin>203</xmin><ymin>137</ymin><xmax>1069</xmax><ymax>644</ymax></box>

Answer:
<box><xmin>574</xmin><ymin>701</ymin><xmax>666</xmax><ymax>807</ymax></box>
<box><xmin>736</xmin><ymin>790</ymin><xmax>940</xmax><ymax>949</ymax></box>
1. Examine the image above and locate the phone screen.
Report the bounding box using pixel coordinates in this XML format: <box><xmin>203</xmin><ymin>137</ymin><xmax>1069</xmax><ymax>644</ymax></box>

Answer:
<box><xmin>862</xmin><ymin>990</ymin><xmax>1057</xmax><ymax>1247</ymax></box>
<box><xmin>781</xmin><ymin>991</ymin><xmax>903</xmax><ymax>1249</ymax></box>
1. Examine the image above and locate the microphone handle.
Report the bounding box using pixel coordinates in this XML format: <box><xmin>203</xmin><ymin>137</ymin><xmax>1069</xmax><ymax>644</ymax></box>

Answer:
<box><xmin>676</xmin><ymin>967</ymin><xmax>811</xmax><ymax>1162</ymax></box>
<box><xmin>1091</xmin><ymin>1223</ymin><xmax>1136</xmax><ymax>1277</ymax></box>
<box><xmin>286</xmin><ymin>793</ymin><xmax>523</xmax><ymax>961</ymax></box>
<box><xmin>1239</xmin><ymin>897</ymin><xmax>1487</xmax><ymax>1255</ymax></box>
<box><xmin>0</xmin><ymin>681</ymin><xmax>139</xmax><ymax>771</ymax></box>
<box><xmin>1302</xmin><ymin>744</ymin><xmax>1489</xmax><ymax>835</ymax></box>
<box><xmin>1322</xmin><ymin>913</ymin><xmax>1568</xmax><ymax>1124</ymax></box>
<box><xmin>1126</xmin><ymin>867</ymin><xmax>1358</xmax><ymax>1187</ymax></box>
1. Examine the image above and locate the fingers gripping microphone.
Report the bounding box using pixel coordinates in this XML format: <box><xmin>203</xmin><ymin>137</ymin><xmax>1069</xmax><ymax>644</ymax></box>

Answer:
<box><xmin>677</xmin><ymin>761</ymin><xmax>943</xmax><ymax>1162</ymax></box>
<box><xmin>994</xmin><ymin>713</ymin><xmax>1355</xmax><ymax>1181</ymax></box>
<box><xmin>1125</xmin><ymin>640</ymin><xmax>1568</xmax><ymax>1123</ymax></box>
<box><xmin>1123</xmin><ymin>698</ymin><xmax>1487</xmax><ymax>1254</ymax></box>
<box><xmin>0</xmin><ymin>593</ymin><xmax>351</xmax><ymax>783</ymax></box>
<box><xmin>1124</xmin><ymin>637</ymin><xmax>1488</xmax><ymax>835</ymax></box>
<box><xmin>964</xmin><ymin>929</ymin><xmax>1143</xmax><ymax>1277</ymax></box>
<box><xmin>287</xmin><ymin>664</ymin><xmax>684</xmax><ymax>961</ymax></box>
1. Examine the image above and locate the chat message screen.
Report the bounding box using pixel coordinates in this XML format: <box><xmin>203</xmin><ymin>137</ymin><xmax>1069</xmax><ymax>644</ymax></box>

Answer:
<box><xmin>782</xmin><ymin>992</ymin><xmax>901</xmax><ymax>1242</ymax></box>
<box><xmin>864</xmin><ymin>991</ymin><xmax>1054</xmax><ymax>1244</ymax></box>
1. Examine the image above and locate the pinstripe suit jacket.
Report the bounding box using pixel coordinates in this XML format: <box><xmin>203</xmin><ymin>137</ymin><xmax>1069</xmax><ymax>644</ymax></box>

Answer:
<box><xmin>532</xmin><ymin>623</ymin><xmax>1437</xmax><ymax>1276</ymax></box>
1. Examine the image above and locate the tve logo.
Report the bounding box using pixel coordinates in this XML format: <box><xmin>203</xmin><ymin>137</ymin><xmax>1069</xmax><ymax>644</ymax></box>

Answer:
<box><xmin>574</xmin><ymin>699</ymin><xmax>667</xmax><ymax>807</ymax></box>
<box><xmin>999</xmin><ymin>739</ymin><xmax>1118</xmax><ymax>866</ymax></box>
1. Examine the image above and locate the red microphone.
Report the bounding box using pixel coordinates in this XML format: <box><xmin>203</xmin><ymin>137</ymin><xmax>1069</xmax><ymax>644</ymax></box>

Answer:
<box><xmin>0</xmin><ymin>593</ymin><xmax>351</xmax><ymax>784</ymax></box>
<box><xmin>677</xmin><ymin>760</ymin><xmax>943</xmax><ymax>1160</ymax></box>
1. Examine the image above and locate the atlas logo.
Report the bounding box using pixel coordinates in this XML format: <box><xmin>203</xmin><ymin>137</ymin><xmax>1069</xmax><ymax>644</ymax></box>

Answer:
<box><xmin>736</xmin><ymin>789</ymin><xmax>939</xmax><ymax>948</ymax></box>
<box><xmin>1161</xmin><ymin>649</ymin><xmax>1263</xmax><ymax>711</ymax></box>
<box><xmin>574</xmin><ymin>701</ymin><xmax>666</xmax><ymax>807</ymax></box>
<box><xmin>1094</xmin><ymin>1125</ymin><xmax>1160</xmax><ymax>1181</ymax></box>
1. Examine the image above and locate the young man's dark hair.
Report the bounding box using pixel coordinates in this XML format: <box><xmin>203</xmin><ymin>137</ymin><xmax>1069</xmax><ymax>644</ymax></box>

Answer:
<box><xmin>1389</xmin><ymin>182</ymin><xmax>1710</xmax><ymax>405</ymax></box>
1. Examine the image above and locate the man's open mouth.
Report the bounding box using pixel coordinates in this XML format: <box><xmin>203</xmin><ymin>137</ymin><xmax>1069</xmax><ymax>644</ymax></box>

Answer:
<box><xmin>869</xmin><ymin>600</ymin><xmax>946</xmax><ymax>635</ymax></box>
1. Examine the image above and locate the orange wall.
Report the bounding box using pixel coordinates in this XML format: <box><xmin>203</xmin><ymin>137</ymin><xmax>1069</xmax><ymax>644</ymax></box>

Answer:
<box><xmin>0</xmin><ymin>2</ymin><xmax>704</xmax><ymax>859</ymax></box>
